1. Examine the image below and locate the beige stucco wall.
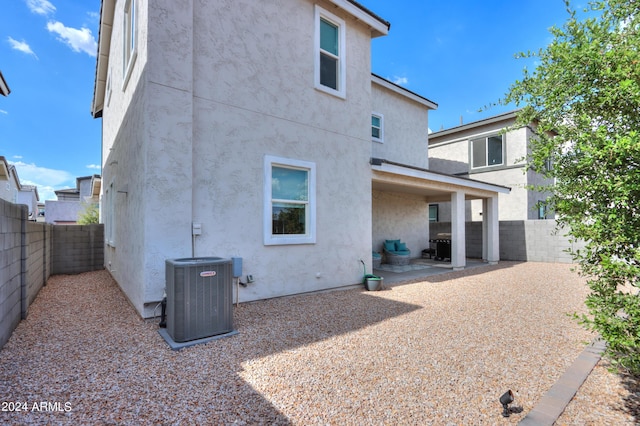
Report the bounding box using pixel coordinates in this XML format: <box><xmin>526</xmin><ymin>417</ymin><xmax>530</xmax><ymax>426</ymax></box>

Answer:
<box><xmin>372</xmin><ymin>190</ymin><xmax>430</xmax><ymax>258</ymax></box>
<box><xmin>371</xmin><ymin>83</ymin><xmax>430</xmax><ymax>169</ymax></box>
<box><xmin>100</xmin><ymin>0</ymin><xmax>381</xmax><ymax>316</ymax></box>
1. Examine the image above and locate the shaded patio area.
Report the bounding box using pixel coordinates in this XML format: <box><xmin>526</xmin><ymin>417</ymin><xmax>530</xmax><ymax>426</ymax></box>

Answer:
<box><xmin>373</xmin><ymin>257</ymin><xmax>488</xmax><ymax>285</ymax></box>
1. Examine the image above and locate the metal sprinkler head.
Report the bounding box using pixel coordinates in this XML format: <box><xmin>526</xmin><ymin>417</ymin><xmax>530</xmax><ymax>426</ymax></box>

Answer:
<box><xmin>499</xmin><ymin>389</ymin><xmax>514</xmax><ymax>417</ymax></box>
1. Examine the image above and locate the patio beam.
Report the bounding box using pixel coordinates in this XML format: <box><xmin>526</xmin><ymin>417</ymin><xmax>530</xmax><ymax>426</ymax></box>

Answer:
<box><xmin>451</xmin><ymin>191</ymin><xmax>466</xmax><ymax>270</ymax></box>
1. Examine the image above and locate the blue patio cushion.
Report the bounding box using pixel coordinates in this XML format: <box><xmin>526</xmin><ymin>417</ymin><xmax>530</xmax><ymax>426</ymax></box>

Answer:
<box><xmin>384</xmin><ymin>241</ymin><xmax>396</xmax><ymax>251</ymax></box>
<box><xmin>372</xmin><ymin>251</ymin><xmax>382</xmax><ymax>259</ymax></box>
<box><xmin>396</xmin><ymin>242</ymin><xmax>407</xmax><ymax>251</ymax></box>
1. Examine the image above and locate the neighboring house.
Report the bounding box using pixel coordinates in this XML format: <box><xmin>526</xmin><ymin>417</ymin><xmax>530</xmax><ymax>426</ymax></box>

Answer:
<box><xmin>428</xmin><ymin>110</ymin><xmax>554</xmax><ymax>222</ymax></box>
<box><xmin>0</xmin><ymin>156</ymin><xmax>40</xmax><ymax>220</ymax></box>
<box><xmin>45</xmin><ymin>175</ymin><xmax>101</xmax><ymax>224</ymax></box>
<box><xmin>91</xmin><ymin>0</ymin><xmax>510</xmax><ymax>318</ymax></box>
<box><xmin>0</xmin><ymin>70</ymin><xmax>9</xmax><ymax>97</ymax></box>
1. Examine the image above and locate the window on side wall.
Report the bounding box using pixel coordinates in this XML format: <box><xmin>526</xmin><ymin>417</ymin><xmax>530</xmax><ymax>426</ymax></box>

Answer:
<box><xmin>315</xmin><ymin>6</ymin><xmax>346</xmax><ymax>98</ymax></box>
<box><xmin>372</xmin><ymin>113</ymin><xmax>383</xmax><ymax>142</ymax></box>
<box><xmin>429</xmin><ymin>204</ymin><xmax>439</xmax><ymax>222</ymax></box>
<box><xmin>264</xmin><ymin>156</ymin><xmax>316</xmax><ymax>245</ymax></box>
<box><xmin>123</xmin><ymin>0</ymin><xmax>137</xmax><ymax>88</ymax></box>
<box><xmin>471</xmin><ymin>135</ymin><xmax>504</xmax><ymax>169</ymax></box>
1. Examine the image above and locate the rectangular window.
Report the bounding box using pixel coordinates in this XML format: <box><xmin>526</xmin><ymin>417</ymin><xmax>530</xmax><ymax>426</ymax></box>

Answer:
<box><xmin>315</xmin><ymin>6</ymin><xmax>346</xmax><ymax>98</ymax></box>
<box><xmin>372</xmin><ymin>113</ymin><xmax>383</xmax><ymax>142</ymax></box>
<box><xmin>429</xmin><ymin>204</ymin><xmax>439</xmax><ymax>222</ymax></box>
<box><xmin>264</xmin><ymin>156</ymin><xmax>316</xmax><ymax>245</ymax></box>
<box><xmin>471</xmin><ymin>134</ymin><xmax>504</xmax><ymax>169</ymax></box>
<box><xmin>123</xmin><ymin>0</ymin><xmax>137</xmax><ymax>87</ymax></box>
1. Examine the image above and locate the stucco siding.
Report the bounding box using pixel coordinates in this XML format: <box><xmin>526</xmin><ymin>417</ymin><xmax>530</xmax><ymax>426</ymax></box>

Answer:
<box><xmin>371</xmin><ymin>84</ymin><xmax>429</xmax><ymax>169</ymax></box>
<box><xmin>99</xmin><ymin>0</ymin><xmax>381</xmax><ymax>316</ymax></box>
<box><xmin>372</xmin><ymin>190</ymin><xmax>430</xmax><ymax>258</ymax></box>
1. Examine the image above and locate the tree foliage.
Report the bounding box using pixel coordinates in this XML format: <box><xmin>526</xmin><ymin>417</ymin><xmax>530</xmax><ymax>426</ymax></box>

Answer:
<box><xmin>77</xmin><ymin>203</ymin><xmax>99</xmax><ymax>225</ymax></box>
<box><xmin>503</xmin><ymin>0</ymin><xmax>640</xmax><ymax>372</ymax></box>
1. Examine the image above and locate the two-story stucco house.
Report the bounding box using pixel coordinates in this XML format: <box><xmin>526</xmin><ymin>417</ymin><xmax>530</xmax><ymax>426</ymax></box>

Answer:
<box><xmin>45</xmin><ymin>175</ymin><xmax>101</xmax><ymax>224</ymax></box>
<box><xmin>91</xmin><ymin>0</ymin><xmax>509</xmax><ymax>318</ymax></box>
<box><xmin>428</xmin><ymin>110</ymin><xmax>554</xmax><ymax>222</ymax></box>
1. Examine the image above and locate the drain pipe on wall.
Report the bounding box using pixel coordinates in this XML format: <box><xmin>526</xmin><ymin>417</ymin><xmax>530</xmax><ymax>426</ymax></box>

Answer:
<box><xmin>191</xmin><ymin>223</ymin><xmax>201</xmax><ymax>257</ymax></box>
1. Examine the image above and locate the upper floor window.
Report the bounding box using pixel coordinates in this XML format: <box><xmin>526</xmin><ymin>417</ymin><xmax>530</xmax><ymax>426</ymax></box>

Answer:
<box><xmin>315</xmin><ymin>6</ymin><xmax>346</xmax><ymax>98</ymax></box>
<box><xmin>264</xmin><ymin>155</ymin><xmax>316</xmax><ymax>245</ymax></box>
<box><xmin>471</xmin><ymin>135</ymin><xmax>504</xmax><ymax>169</ymax></box>
<box><xmin>372</xmin><ymin>113</ymin><xmax>383</xmax><ymax>142</ymax></box>
<box><xmin>123</xmin><ymin>0</ymin><xmax>137</xmax><ymax>87</ymax></box>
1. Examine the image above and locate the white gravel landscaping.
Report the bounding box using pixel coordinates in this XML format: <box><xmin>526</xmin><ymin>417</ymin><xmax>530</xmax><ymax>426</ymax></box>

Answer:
<box><xmin>0</xmin><ymin>262</ymin><xmax>637</xmax><ymax>425</ymax></box>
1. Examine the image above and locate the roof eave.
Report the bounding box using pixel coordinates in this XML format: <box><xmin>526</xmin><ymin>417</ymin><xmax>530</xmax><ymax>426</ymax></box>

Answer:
<box><xmin>91</xmin><ymin>0</ymin><xmax>115</xmax><ymax>118</ymax></box>
<box><xmin>371</xmin><ymin>74</ymin><xmax>438</xmax><ymax>110</ymax></box>
<box><xmin>330</xmin><ymin>0</ymin><xmax>390</xmax><ymax>37</ymax></box>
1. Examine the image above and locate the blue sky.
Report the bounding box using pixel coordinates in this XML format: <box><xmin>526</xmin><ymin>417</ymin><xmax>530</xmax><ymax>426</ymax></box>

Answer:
<box><xmin>0</xmin><ymin>0</ymin><xmax>576</xmax><ymax>201</ymax></box>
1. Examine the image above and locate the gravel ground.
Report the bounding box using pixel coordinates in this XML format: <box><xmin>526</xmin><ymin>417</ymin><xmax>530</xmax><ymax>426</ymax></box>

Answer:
<box><xmin>0</xmin><ymin>262</ymin><xmax>637</xmax><ymax>425</ymax></box>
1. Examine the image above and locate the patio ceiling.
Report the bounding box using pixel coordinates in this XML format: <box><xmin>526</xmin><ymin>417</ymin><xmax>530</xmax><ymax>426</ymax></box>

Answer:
<box><xmin>371</xmin><ymin>159</ymin><xmax>510</xmax><ymax>202</ymax></box>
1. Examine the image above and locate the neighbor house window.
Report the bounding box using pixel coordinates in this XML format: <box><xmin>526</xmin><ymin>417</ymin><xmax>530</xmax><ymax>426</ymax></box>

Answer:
<box><xmin>315</xmin><ymin>6</ymin><xmax>346</xmax><ymax>98</ymax></box>
<box><xmin>537</xmin><ymin>200</ymin><xmax>548</xmax><ymax>219</ymax></box>
<box><xmin>123</xmin><ymin>0</ymin><xmax>137</xmax><ymax>87</ymax></box>
<box><xmin>471</xmin><ymin>135</ymin><xmax>504</xmax><ymax>169</ymax></box>
<box><xmin>429</xmin><ymin>204</ymin><xmax>439</xmax><ymax>222</ymax></box>
<box><xmin>372</xmin><ymin>113</ymin><xmax>383</xmax><ymax>142</ymax></box>
<box><xmin>264</xmin><ymin>155</ymin><xmax>316</xmax><ymax>245</ymax></box>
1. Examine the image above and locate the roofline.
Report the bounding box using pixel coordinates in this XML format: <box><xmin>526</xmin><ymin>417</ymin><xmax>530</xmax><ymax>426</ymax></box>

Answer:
<box><xmin>0</xmin><ymin>70</ymin><xmax>10</xmax><ymax>96</ymax></box>
<box><xmin>430</xmin><ymin>109</ymin><xmax>522</xmax><ymax>138</ymax></box>
<box><xmin>371</xmin><ymin>158</ymin><xmax>511</xmax><ymax>194</ymax></box>
<box><xmin>371</xmin><ymin>74</ymin><xmax>438</xmax><ymax>110</ymax></box>
<box><xmin>91</xmin><ymin>0</ymin><xmax>115</xmax><ymax>118</ymax></box>
<box><xmin>342</xmin><ymin>0</ymin><xmax>390</xmax><ymax>36</ymax></box>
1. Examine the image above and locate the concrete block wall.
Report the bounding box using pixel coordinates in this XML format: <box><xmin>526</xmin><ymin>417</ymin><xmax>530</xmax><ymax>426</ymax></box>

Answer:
<box><xmin>0</xmin><ymin>199</ymin><xmax>28</xmax><ymax>350</ymax></box>
<box><xmin>52</xmin><ymin>224</ymin><xmax>104</xmax><ymax>275</ymax></box>
<box><xmin>430</xmin><ymin>220</ymin><xmax>583</xmax><ymax>263</ymax></box>
<box><xmin>25</xmin><ymin>221</ymin><xmax>52</xmax><ymax>308</ymax></box>
<box><xmin>0</xmin><ymin>197</ymin><xmax>104</xmax><ymax>350</ymax></box>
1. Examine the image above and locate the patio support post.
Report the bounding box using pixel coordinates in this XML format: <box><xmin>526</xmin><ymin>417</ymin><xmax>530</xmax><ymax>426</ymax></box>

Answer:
<box><xmin>451</xmin><ymin>190</ymin><xmax>466</xmax><ymax>270</ymax></box>
<box><xmin>483</xmin><ymin>196</ymin><xmax>499</xmax><ymax>264</ymax></box>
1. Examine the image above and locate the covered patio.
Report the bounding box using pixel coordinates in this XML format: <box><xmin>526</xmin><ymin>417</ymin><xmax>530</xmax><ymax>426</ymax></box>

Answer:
<box><xmin>370</xmin><ymin>158</ymin><xmax>510</xmax><ymax>270</ymax></box>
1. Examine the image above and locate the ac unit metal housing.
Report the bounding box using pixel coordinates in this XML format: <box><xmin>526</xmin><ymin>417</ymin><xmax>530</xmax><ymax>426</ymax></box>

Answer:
<box><xmin>165</xmin><ymin>257</ymin><xmax>234</xmax><ymax>343</ymax></box>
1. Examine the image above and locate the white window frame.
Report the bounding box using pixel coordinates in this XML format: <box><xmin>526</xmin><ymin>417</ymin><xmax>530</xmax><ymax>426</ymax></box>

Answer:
<box><xmin>264</xmin><ymin>155</ymin><xmax>316</xmax><ymax>245</ymax></box>
<box><xmin>371</xmin><ymin>112</ymin><xmax>384</xmax><ymax>143</ymax></box>
<box><xmin>122</xmin><ymin>0</ymin><xmax>137</xmax><ymax>89</ymax></box>
<box><xmin>470</xmin><ymin>134</ymin><xmax>505</xmax><ymax>170</ymax></box>
<box><xmin>314</xmin><ymin>5</ymin><xmax>346</xmax><ymax>98</ymax></box>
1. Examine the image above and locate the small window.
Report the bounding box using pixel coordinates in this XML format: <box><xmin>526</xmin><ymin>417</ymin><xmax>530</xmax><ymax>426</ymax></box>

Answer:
<box><xmin>471</xmin><ymin>135</ymin><xmax>504</xmax><ymax>169</ymax></box>
<box><xmin>315</xmin><ymin>6</ymin><xmax>346</xmax><ymax>98</ymax></box>
<box><xmin>371</xmin><ymin>113</ymin><xmax>383</xmax><ymax>142</ymax></box>
<box><xmin>123</xmin><ymin>0</ymin><xmax>137</xmax><ymax>87</ymax></box>
<box><xmin>429</xmin><ymin>204</ymin><xmax>439</xmax><ymax>222</ymax></box>
<box><xmin>264</xmin><ymin>156</ymin><xmax>316</xmax><ymax>245</ymax></box>
<box><xmin>537</xmin><ymin>200</ymin><xmax>548</xmax><ymax>219</ymax></box>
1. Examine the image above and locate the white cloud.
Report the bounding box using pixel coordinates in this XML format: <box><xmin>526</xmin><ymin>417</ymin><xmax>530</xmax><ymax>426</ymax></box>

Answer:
<box><xmin>393</xmin><ymin>76</ymin><xmax>409</xmax><ymax>86</ymax></box>
<box><xmin>7</xmin><ymin>37</ymin><xmax>38</xmax><ymax>59</ymax></box>
<box><xmin>10</xmin><ymin>161</ymin><xmax>74</xmax><ymax>201</ymax></box>
<box><xmin>86</xmin><ymin>164</ymin><xmax>101</xmax><ymax>170</ymax></box>
<box><xmin>46</xmin><ymin>21</ymin><xmax>97</xmax><ymax>57</ymax></box>
<box><xmin>0</xmin><ymin>109</ymin><xmax>8</xmax><ymax>115</ymax></box>
<box><xmin>25</xmin><ymin>0</ymin><xmax>56</xmax><ymax>16</ymax></box>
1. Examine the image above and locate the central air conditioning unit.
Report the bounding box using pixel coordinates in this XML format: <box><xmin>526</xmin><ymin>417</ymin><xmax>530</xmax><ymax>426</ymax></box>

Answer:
<box><xmin>165</xmin><ymin>257</ymin><xmax>234</xmax><ymax>343</ymax></box>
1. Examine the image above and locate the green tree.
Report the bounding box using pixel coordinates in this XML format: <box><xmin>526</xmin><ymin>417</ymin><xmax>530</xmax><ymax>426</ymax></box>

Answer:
<box><xmin>503</xmin><ymin>0</ymin><xmax>640</xmax><ymax>372</ymax></box>
<box><xmin>77</xmin><ymin>203</ymin><xmax>99</xmax><ymax>225</ymax></box>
